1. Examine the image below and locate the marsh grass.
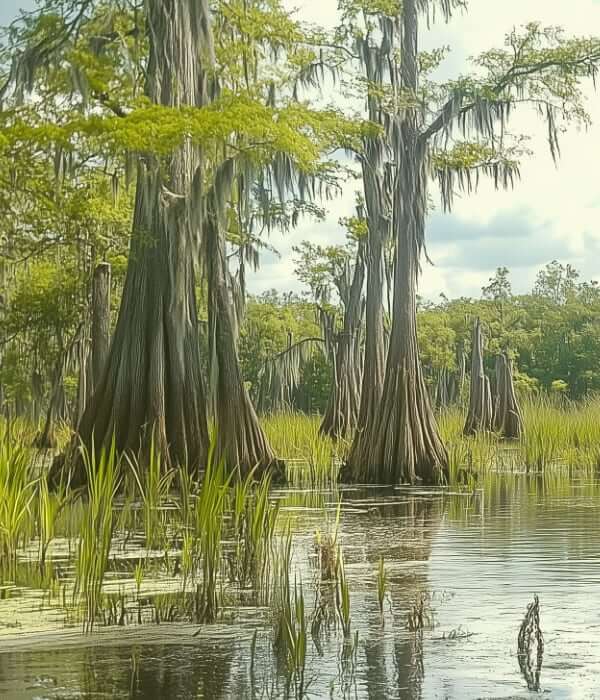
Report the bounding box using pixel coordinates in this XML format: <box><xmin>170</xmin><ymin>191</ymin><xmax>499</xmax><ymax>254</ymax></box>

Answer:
<box><xmin>4</xmin><ymin>397</ymin><xmax>600</xmax><ymax>649</ymax></box>
<box><xmin>271</xmin><ymin>531</ymin><xmax>308</xmax><ymax>695</ymax></box>
<box><xmin>335</xmin><ymin>547</ymin><xmax>351</xmax><ymax>640</ymax></box>
<box><xmin>263</xmin><ymin>414</ymin><xmax>343</xmax><ymax>485</ymax></box>
<box><xmin>441</xmin><ymin>396</ymin><xmax>600</xmax><ymax>475</ymax></box>
<box><xmin>0</xmin><ymin>438</ymin><xmax>37</xmax><ymax>576</ymax></box>
<box><xmin>127</xmin><ymin>433</ymin><xmax>175</xmax><ymax>550</ymax></box>
<box><xmin>314</xmin><ymin>498</ymin><xmax>341</xmax><ymax>581</ymax></box>
<box><xmin>36</xmin><ymin>470</ymin><xmax>71</xmax><ymax>572</ymax></box>
<box><xmin>230</xmin><ymin>466</ymin><xmax>279</xmax><ymax>598</ymax></box>
<box><xmin>74</xmin><ymin>437</ymin><xmax>121</xmax><ymax>631</ymax></box>
<box><xmin>193</xmin><ymin>439</ymin><xmax>231</xmax><ymax>623</ymax></box>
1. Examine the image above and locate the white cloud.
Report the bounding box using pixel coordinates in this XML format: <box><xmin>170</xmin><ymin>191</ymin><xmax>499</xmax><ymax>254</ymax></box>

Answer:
<box><xmin>246</xmin><ymin>0</ymin><xmax>600</xmax><ymax>300</ymax></box>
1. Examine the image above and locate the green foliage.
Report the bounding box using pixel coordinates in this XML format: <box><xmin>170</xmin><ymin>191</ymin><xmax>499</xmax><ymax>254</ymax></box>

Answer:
<box><xmin>239</xmin><ymin>292</ymin><xmax>322</xmax><ymax>396</ymax></box>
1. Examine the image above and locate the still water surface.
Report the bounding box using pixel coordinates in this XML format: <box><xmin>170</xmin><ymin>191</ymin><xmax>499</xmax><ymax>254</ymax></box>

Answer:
<box><xmin>2</xmin><ymin>472</ymin><xmax>600</xmax><ymax>699</ymax></box>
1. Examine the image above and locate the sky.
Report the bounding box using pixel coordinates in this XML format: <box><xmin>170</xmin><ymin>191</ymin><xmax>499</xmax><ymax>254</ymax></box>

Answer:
<box><xmin>3</xmin><ymin>0</ymin><xmax>600</xmax><ymax>301</ymax></box>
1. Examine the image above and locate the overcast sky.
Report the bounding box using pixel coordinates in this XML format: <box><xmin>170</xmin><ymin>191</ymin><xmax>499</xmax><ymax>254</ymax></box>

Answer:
<box><xmin>3</xmin><ymin>0</ymin><xmax>600</xmax><ymax>301</ymax></box>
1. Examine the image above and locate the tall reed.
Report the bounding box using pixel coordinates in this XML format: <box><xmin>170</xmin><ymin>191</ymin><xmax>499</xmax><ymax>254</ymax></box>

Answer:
<box><xmin>272</xmin><ymin>530</ymin><xmax>307</xmax><ymax>695</ymax></box>
<box><xmin>127</xmin><ymin>433</ymin><xmax>174</xmax><ymax>550</ymax></box>
<box><xmin>193</xmin><ymin>438</ymin><xmax>231</xmax><ymax>623</ymax></box>
<box><xmin>0</xmin><ymin>439</ymin><xmax>37</xmax><ymax>575</ymax></box>
<box><xmin>74</xmin><ymin>437</ymin><xmax>121</xmax><ymax>631</ymax></box>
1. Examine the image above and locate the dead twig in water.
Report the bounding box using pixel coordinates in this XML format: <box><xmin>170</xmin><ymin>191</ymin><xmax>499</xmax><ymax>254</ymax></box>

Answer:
<box><xmin>517</xmin><ymin>594</ymin><xmax>544</xmax><ymax>691</ymax></box>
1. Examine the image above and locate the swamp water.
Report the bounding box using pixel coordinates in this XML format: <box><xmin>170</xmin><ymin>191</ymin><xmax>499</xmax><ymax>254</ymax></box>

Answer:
<box><xmin>1</xmin><ymin>473</ymin><xmax>600</xmax><ymax>699</ymax></box>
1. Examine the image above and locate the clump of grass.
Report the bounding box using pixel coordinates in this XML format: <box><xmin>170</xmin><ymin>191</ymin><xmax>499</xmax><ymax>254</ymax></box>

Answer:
<box><xmin>272</xmin><ymin>531</ymin><xmax>307</xmax><ymax>696</ymax></box>
<box><xmin>437</xmin><ymin>406</ymin><xmax>465</xmax><ymax>445</ymax></box>
<box><xmin>230</xmin><ymin>467</ymin><xmax>279</xmax><ymax>597</ymax></box>
<box><xmin>193</xmin><ymin>439</ymin><xmax>231</xmax><ymax>624</ymax></box>
<box><xmin>0</xmin><ymin>438</ymin><xmax>37</xmax><ymax>575</ymax></box>
<box><xmin>74</xmin><ymin>437</ymin><xmax>121</xmax><ymax>631</ymax></box>
<box><xmin>127</xmin><ymin>432</ymin><xmax>175</xmax><ymax>550</ymax></box>
<box><xmin>263</xmin><ymin>413</ymin><xmax>341</xmax><ymax>485</ymax></box>
<box><xmin>0</xmin><ymin>415</ymin><xmax>36</xmax><ymax>447</ymax></box>
<box><xmin>176</xmin><ymin>465</ymin><xmax>195</xmax><ymax>532</ymax></box>
<box><xmin>407</xmin><ymin>593</ymin><xmax>435</xmax><ymax>632</ymax></box>
<box><xmin>36</xmin><ymin>470</ymin><xmax>71</xmax><ymax>572</ymax></box>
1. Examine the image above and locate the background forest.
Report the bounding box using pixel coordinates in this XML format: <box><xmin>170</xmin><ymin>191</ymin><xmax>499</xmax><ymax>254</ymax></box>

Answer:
<box><xmin>4</xmin><ymin>257</ymin><xmax>600</xmax><ymax>421</ymax></box>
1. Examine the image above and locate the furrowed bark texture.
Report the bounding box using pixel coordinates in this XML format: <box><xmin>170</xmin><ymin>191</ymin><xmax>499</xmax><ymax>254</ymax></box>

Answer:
<box><xmin>464</xmin><ymin>317</ymin><xmax>493</xmax><ymax>435</ymax></box>
<box><xmin>91</xmin><ymin>262</ymin><xmax>111</xmax><ymax>390</ymax></box>
<box><xmin>353</xmin><ymin>0</ymin><xmax>448</xmax><ymax>485</ymax></box>
<box><xmin>493</xmin><ymin>352</ymin><xmax>523</xmax><ymax>439</ymax></box>
<box><xmin>320</xmin><ymin>244</ymin><xmax>365</xmax><ymax>440</ymax></box>
<box><xmin>73</xmin><ymin>335</ymin><xmax>89</xmax><ymax>425</ymax></box>
<box><xmin>58</xmin><ymin>0</ymin><xmax>213</xmax><ymax>481</ymax></box>
<box><xmin>347</xmin><ymin>154</ymin><xmax>391</xmax><ymax>473</ymax></box>
<box><xmin>346</xmin><ymin>25</ymin><xmax>394</xmax><ymax>477</ymax></box>
<box><xmin>35</xmin><ymin>357</ymin><xmax>64</xmax><ymax>448</ymax></box>
<box><xmin>206</xmin><ymin>199</ymin><xmax>283</xmax><ymax>479</ymax></box>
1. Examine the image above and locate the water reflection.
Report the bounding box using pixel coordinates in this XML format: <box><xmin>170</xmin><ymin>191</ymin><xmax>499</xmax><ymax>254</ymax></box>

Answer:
<box><xmin>3</xmin><ymin>474</ymin><xmax>600</xmax><ymax>697</ymax></box>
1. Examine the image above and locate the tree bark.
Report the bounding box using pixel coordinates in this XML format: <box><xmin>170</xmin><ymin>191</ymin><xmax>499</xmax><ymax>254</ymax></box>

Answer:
<box><xmin>35</xmin><ymin>357</ymin><xmax>63</xmax><ymax>448</ymax></box>
<box><xmin>206</xmin><ymin>200</ymin><xmax>283</xmax><ymax>479</ymax></box>
<box><xmin>350</xmin><ymin>0</ymin><xmax>448</xmax><ymax>485</ymax></box>
<box><xmin>464</xmin><ymin>317</ymin><xmax>493</xmax><ymax>436</ymax></box>
<box><xmin>73</xmin><ymin>335</ymin><xmax>89</xmax><ymax>425</ymax></box>
<box><xmin>320</xmin><ymin>244</ymin><xmax>365</xmax><ymax>440</ymax></box>
<box><xmin>91</xmin><ymin>262</ymin><xmax>111</xmax><ymax>390</ymax></box>
<box><xmin>493</xmin><ymin>352</ymin><xmax>523</xmax><ymax>439</ymax></box>
<box><xmin>53</xmin><ymin>0</ymin><xmax>213</xmax><ymax>483</ymax></box>
<box><xmin>346</xmin><ymin>153</ymin><xmax>390</xmax><ymax>474</ymax></box>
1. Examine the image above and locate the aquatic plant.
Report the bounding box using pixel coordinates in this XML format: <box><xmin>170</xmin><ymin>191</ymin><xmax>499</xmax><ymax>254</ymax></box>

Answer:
<box><xmin>231</xmin><ymin>466</ymin><xmax>279</xmax><ymax>596</ymax></box>
<box><xmin>263</xmin><ymin>413</ymin><xmax>342</xmax><ymax>485</ymax></box>
<box><xmin>407</xmin><ymin>594</ymin><xmax>435</xmax><ymax>632</ymax></box>
<box><xmin>335</xmin><ymin>547</ymin><xmax>351</xmax><ymax>639</ymax></box>
<box><xmin>127</xmin><ymin>432</ymin><xmax>175</xmax><ymax>550</ymax></box>
<box><xmin>272</xmin><ymin>531</ymin><xmax>307</xmax><ymax>696</ymax></box>
<box><xmin>0</xmin><ymin>438</ymin><xmax>37</xmax><ymax>574</ymax></box>
<box><xmin>314</xmin><ymin>498</ymin><xmax>341</xmax><ymax>581</ymax></box>
<box><xmin>74</xmin><ymin>437</ymin><xmax>121</xmax><ymax>631</ymax></box>
<box><xmin>193</xmin><ymin>438</ymin><xmax>231</xmax><ymax>623</ymax></box>
<box><xmin>37</xmin><ymin>469</ymin><xmax>71</xmax><ymax>571</ymax></box>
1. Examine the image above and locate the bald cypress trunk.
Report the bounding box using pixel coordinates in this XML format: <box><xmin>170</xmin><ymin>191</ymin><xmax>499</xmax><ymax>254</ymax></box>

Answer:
<box><xmin>54</xmin><ymin>1</ymin><xmax>213</xmax><ymax>483</ymax></box>
<box><xmin>206</xmin><ymin>202</ymin><xmax>283</xmax><ymax>478</ymax></box>
<box><xmin>320</xmin><ymin>244</ymin><xmax>365</xmax><ymax>440</ymax></box>
<box><xmin>346</xmin><ymin>143</ymin><xmax>390</xmax><ymax>476</ymax></box>
<box><xmin>35</xmin><ymin>356</ymin><xmax>63</xmax><ymax>448</ymax></box>
<box><xmin>91</xmin><ymin>262</ymin><xmax>111</xmax><ymax>390</ymax></box>
<box><xmin>493</xmin><ymin>352</ymin><xmax>523</xmax><ymax>439</ymax></box>
<box><xmin>464</xmin><ymin>318</ymin><xmax>493</xmax><ymax>436</ymax></box>
<box><xmin>73</xmin><ymin>335</ymin><xmax>89</xmax><ymax>425</ymax></box>
<box><xmin>352</xmin><ymin>0</ymin><xmax>448</xmax><ymax>484</ymax></box>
